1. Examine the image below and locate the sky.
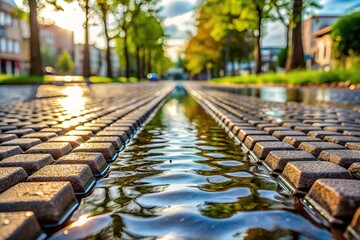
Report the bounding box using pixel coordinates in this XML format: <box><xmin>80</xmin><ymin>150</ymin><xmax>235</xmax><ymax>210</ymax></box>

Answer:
<box><xmin>14</xmin><ymin>0</ymin><xmax>360</xmax><ymax>61</ymax></box>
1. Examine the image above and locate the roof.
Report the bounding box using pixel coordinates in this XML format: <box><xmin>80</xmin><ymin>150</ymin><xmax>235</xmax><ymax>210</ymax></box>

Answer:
<box><xmin>313</xmin><ymin>26</ymin><xmax>332</xmax><ymax>38</ymax></box>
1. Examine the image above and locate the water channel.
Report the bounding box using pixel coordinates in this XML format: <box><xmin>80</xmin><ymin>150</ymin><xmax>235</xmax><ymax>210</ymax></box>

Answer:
<box><xmin>50</xmin><ymin>86</ymin><xmax>335</xmax><ymax>239</ymax></box>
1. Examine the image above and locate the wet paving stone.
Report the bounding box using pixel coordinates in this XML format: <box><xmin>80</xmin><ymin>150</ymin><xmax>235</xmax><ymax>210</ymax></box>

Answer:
<box><xmin>0</xmin><ymin>181</ymin><xmax>77</xmax><ymax>225</ymax></box>
<box><xmin>253</xmin><ymin>141</ymin><xmax>296</xmax><ymax>159</ymax></box>
<box><xmin>0</xmin><ymin>212</ymin><xmax>44</xmax><ymax>240</ymax></box>
<box><xmin>72</xmin><ymin>142</ymin><xmax>116</xmax><ymax>160</ymax></box>
<box><xmin>0</xmin><ymin>167</ymin><xmax>28</xmax><ymax>193</ymax></box>
<box><xmin>282</xmin><ymin>135</ymin><xmax>322</xmax><ymax>147</ymax></box>
<box><xmin>27</xmin><ymin>164</ymin><xmax>95</xmax><ymax>194</ymax></box>
<box><xmin>298</xmin><ymin>142</ymin><xmax>345</xmax><ymax>157</ymax></box>
<box><xmin>264</xmin><ymin>150</ymin><xmax>316</xmax><ymax>173</ymax></box>
<box><xmin>324</xmin><ymin>135</ymin><xmax>360</xmax><ymax>145</ymax></box>
<box><xmin>0</xmin><ymin>146</ymin><xmax>23</xmax><ymax>160</ymax></box>
<box><xmin>0</xmin><ymin>134</ymin><xmax>17</xmax><ymax>143</ymax></box>
<box><xmin>244</xmin><ymin>135</ymin><xmax>278</xmax><ymax>150</ymax></box>
<box><xmin>87</xmin><ymin>136</ymin><xmax>123</xmax><ymax>150</ymax></box>
<box><xmin>346</xmin><ymin>142</ymin><xmax>360</xmax><ymax>150</ymax></box>
<box><xmin>1</xmin><ymin>138</ymin><xmax>42</xmax><ymax>151</ymax></box>
<box><xmin>349</xmin><ymin>162</ymin><xmax>360</xmax><ymax>179</ymax></box>
<box><xmin>22</xmin><ymin>132</ymin><xmax>57</xmax><ymax>142</ymax></box>
<box><xmin>56</xmin><ymin>153</ymin><xmax>109</xmax><ymax>177</ymax></box>
<box><xmin>27</xmin><ymin>142</ymin><xmax>72</xmax><ymax>159</ymax></box>
<box><xmin>281</xmin><ymin>161</ymin><xmax>352</xmax><ymax>193</ymax></box>
<box><xmin>345</xmin><ymin>207</ymin><xmax>360</xmax><ymax>240</ymax></box>
<box><xmin>0</xmin><ymin>154</ymin><xmax>54</xmax><ymax>175</ymax></box>
<box><xmin>305</xmin><ymin>179</ymin><xmax>360</xmax><ymax>224</ymax></box>
<box><xmin>237</xmin><ymin>129</ymin><xmax>268</xmax><ymax>141</ymax></box>
<box><xmin>318</xmin><ymin>150</ymin><xmax>360</xmax><ymax>168</ymax></box>
<box><xmin>5</xmin><ymin>128</ymin><xmax>35</xmax><ymax>137</ymax></box>
<box><xmin>272</xmin><ymin>130</ymin><xmax>306</xmax><ymax>140</ymax></box>
<box><xmin>65</xmin><ymin>130</ymin><xmax>94</xmax><ymax>141</ymax></box>
<box><xmin>308</xmin><ymin>131</ymin><xmax>342</xmax><ymax>139</ymax></box>
<box><xmin>48</xmin><ymin>136</ymin><xmax>84</xmax><ymax>148</ymax></box>
<box><xmin>96</xmin><ymin>130</ymin><xmax>128</xmax><ymax>142</ymax></box>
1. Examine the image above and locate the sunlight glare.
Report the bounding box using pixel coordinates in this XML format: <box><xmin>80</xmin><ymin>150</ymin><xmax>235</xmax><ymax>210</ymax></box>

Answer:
<box><xmin>58</xmin><ymin>86</ymin><xmax>86</xmax><ymax>117</ymax></box>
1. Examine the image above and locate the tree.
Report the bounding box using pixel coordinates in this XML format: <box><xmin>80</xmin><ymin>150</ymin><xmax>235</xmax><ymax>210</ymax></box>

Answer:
<box><xmin>332</xmin><ymin>11</ymin><xmax>360</xmax><ymax>59</ymax></box>
<box><xmin>56</xmin><ymin>50</ymin><xmax>74</xmax><ymax>74</ymax></box>
<box><xmin>82</xmin><ymin>0</ymin><xmax>91</xmax><ymax>78</ymax></box>
<box><xmin>29</xmin><ymin>0</ymin><xmax>43</xmax><ymax>76</ymax></box>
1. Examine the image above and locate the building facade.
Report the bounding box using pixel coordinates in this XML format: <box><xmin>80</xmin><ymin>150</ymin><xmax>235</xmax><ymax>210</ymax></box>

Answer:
<box><xmin>313</xmin><ymin>26</ymin><xmax>333</xmax><ymax>71</ymax></box>
<box><xmin>0</xmin><ymin>0</ymin><xmax>24</xmax><ymax>74</ymax></box>
<box><xmin>74</xmin><ymin>44</ymin><xmax>102</xmax><ymax>76</ymax></box>
<box><xmin>302</xmin><ymin>15</ymin><xmax>339</xmax><ymax>69</ymax></box>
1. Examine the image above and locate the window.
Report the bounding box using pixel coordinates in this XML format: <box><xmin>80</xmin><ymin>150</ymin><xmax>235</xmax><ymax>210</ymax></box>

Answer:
<box><xmin>0</xmin><ymin>38</ymin><xmax>6</xmax><ymax>52</ymax></box>
<box><xmin>0</xmin><ymin>12</ymin><xmax>12</xmax><ymax>26</ymax></box>
<box><xmin>5</xmin><ymin>13</ymin><xmax>12</xmax><ymax>26</ymax></box>
<box><xmin>0</xmin><ymin>12</ymin><xmax>5</xmax><ymax>26</ymax></box>
<box><xmin>7</xmin><ymin>39</ymin><xmax>13</xmax><ymax>53</ymax></box>
<box><xmin>14</xmin><ymin>41</ymin><xmax>20</xmax><ymax>54</ymax></box>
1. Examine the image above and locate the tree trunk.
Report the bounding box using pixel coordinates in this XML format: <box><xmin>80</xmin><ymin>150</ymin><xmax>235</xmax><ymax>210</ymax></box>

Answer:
<box><xmin>136</xmin><ymin>47</ymin><xmax>141</xmax><ymax>81</ymax></box>
<box><xmin>83</xmin><ymin>0</ymin><xmax>91</xmax><ymax>78</ymax></box>
<box><xmin>101</xmin><ymin>10</ymin><xmax>113</xmax><ymax>78</ymax></box>
<box><xmin>254</xmin><ymin>6</ymin><xmax>262</xmax><ymax>74</ymax></box>
<box><xmin>141</xmin><ymin>48</ymin><xmax>146</xmax><ymax>77</ymax></box>
<box><xmin>286</xmin><ymin>0</ymin><xmax>305</xmax><ymax>71</ymax></box>
<box><xmin>29</xmin><ymin>0</ymin><xmax>43</xmax><ymax>76</ymax></box>
<box><xmin>147</xmin><ymin>49</ymin><xmax>152</xmax><ymax>73</ymax></box>
<box><xmin>123</xmin><ymin>33</ymin><xmax>130</xmax><ymax>81</ymax></box>
<box><xmin>285</xmin><ymin>25</ymin><xmax>290</xmax><ymax>49</ymax></box>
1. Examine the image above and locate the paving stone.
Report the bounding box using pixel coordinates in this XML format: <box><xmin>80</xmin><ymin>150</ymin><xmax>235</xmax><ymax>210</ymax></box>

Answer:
<box><xmin>244</xmin><ymin>135</ymin><xmax>279</xmax><ymax>150</ymax></box>
<box><xmin>346</xmin><ymin>142</ymin><xmax>360</xmax><ymax>150</ymax></box>
<box><xmin>27</xmin><ymin>142</ymin><xmax>72</xmax><ymax>159</ymax></box>
<box><xmin>22</xmin><ymin>132</ymin><xmax>57</xmax><ymax>142</ymax></box>
<box><xmin>48</xmin><ymin>136</ymin><xmax>84</xmax><ymax>148</ymax></box>
<box><xmin>75</xmin><ymin>126</ymin><xmax>102</xmax><ymax>134</ymax></box>
<box><xmin>66</xmin><ymin>130</ymin><xmax>94</xmax><ymax>141</ymax></box>
<box><xmin>324</xmin><ymin>126</ymin><xmax>360</xmax><ymax>133</ymax></box>
<box><xmin>0</xmin><ymin>146</ymin><xmax>23</xmax><ymax>160</ymax></box>
<box><xmin>22</xmin><ymin>124</ymin><xmax>48</xmax><ymax>131</ymax></box>
<box><xmin>1</xmin><ymin>138</ymin><xmax>42</xmax><ymax>151</ymax></box>
<box><xmin>40</xmin><ymin>127</ymin><xmax>66</xmax><ymax>135</ymax></box>
<box><xmin>282</xmin><ymin>136</ymin><xmax>322</xmax><ymax>148</ymax></box>
<box><xmin>104</xmin><ymin>126</ymin><xmax>133</xmax><ymax>136</ymax></box>
<box><xmin>72</xmin><ymin>142</ymin><xmax>116</xmax><ymax>160</ymax></box>
<box><xmin>264</xmin><ymin>150</ymin><xmax>316</xmax><ymax>173</ymax></box>
<box><xmin>0</xmin><ymin>125</ymin><xmax>17</xmax><ymax>132</ymax></box>
<box><xmin>0</xmin><ymin>167</ymin><xmax>28</xmax><ymax>193</ymax></box>
<box><xmin>57</xmin><ymin>153</ymin><xmax>109</xmax><ymax>177</ymax></box>
<box><xmin>0</xmin><ymin>154</ymin><xmax>54</xmax><ymax>175</ymax></box>
<box><xmin>263</xmin><ymin>126</ymin><xmax>291</xmax><ymax>135</ymax></box>
<box><xmin>87</xmin><ymin>136</ymin><xmax>123</xmax><ymax>149</ymax></box>
<box><xmin>96</xmin><ymin>130</ymin><xmax>128</xmax><ymax>142</ymax></box>
<box><xmin>324</xmin><ymin>135</ymin><xmax>360</xmax><ymax>146</ymax></box>
<box><xmin>308</xmin><ymin>131</ymin><xmax>342</xmax><ymax>139</ymax></box>
<box><xmin>0</xmin><ymin>181</ymin><xmax>77</xmax><ymax>225</ymax></box>
<box><xmin>28</xmin><ymin>164</ymin><xmax>95</xmax><ymax>194</ymax></box>
<box><xmin>293</xmin><ymin>126</ymin><xmax>323</xmax><ymax>133</ymax></box>
<box><xmin>253</xmin><ymin>142</ymin><xmax>295</xmax><ymax>159</ymax></box>
<box><xmin>349</xmin><ymin>162</ymin><xmax>360</xmax><ymax>179</ymax></box>
<box><xmin>237</xmin><ymin>129</ymin><xmax>268</xmax><ymax>142</ymax></box>
<box><xmin>272</xmin><ymin>130</ymin><xmax>306</xmax><ymax>140</ymax></box>
<box><xmin>0</xmin><ymin>212</ymin><xmax>44</xmax><ymax>240</ymax></box>
<box><xmin>345</xmin><ymin>207</ymin><xmax>360</xmax><ymax>240</ymax></box>
<box><xmin>0</xmin><ymin>134</ymin><xmax>17</xmax><ymax>143</ymax></box>
<box><xmin>318</xmin><ymin>150</ymin><xmax>360</xmax><ymax>168</ymax></box>
<box><xmin>305</xmin><ymin>179</ymin><xmax>360</xmax><ymax>223</ymax></box>
<box><xmin>344</xmin><ymin>131</ymin><xmax>360</xmax><ymax>137</ymax></box>
<box><xmin>298</xmin><ymin>142</ymin><xmax>345</xmax><ymax>157</ymax></box>
<box><xmin>111</xmin><ymin>122</ymin><xmax>137</xmax><ymax>131</ymax></box>
<box><xmin>5</xmin><ymin>129</ymin><xmax>35</xmax><ymax>137</ymax></box>
<box><xmin>281</xmin><ymin>161</ymin><xmax>352</xmax><ymax>192</ymax></box>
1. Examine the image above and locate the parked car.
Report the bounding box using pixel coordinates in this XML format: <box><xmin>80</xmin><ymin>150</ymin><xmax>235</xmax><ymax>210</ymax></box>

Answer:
<box><xmin>147</xmin><ymin>73</ymin><xmax>159</xmax><ymax>81</ymax></box>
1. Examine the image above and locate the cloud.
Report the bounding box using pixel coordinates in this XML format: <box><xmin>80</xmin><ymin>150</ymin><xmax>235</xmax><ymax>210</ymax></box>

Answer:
<box><xmin>159</xmin><ymin>0</ymin><xmax>196</xmax><ymax>18</ymax></box>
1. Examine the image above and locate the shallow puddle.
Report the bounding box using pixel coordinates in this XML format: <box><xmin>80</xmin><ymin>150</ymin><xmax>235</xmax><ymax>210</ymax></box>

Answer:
<box><xmin>50</xmin><ymin>86</ymin><xmax>334</xmax><ymax>239</ymax></box>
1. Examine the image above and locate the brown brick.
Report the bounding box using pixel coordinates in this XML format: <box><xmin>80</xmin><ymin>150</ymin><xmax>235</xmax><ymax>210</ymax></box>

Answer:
<box><xmin>0</xmin><ymin>167</ymin><xmax>28</xmax><ymax>193</ymax></box>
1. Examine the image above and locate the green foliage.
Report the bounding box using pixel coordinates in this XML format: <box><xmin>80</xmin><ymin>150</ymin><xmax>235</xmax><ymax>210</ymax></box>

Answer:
<box><xmin>211</xmin><ymin>69</ymin><xmax>360</xmax><ymax>85</ymax></box>
<box><xmin>332</xmin><ymin>11</ymin><xmax>360</xmax><ymax>58</ymax></box>
<box><xmin>277</xmin><ymin>47</ymin><xmax>288</xmax><ymax>68</ymax></box>
<box><xmin>0</xmin><ymin>75</ymin><xmax>44</xmax><ymax>85</ymax></box>
<box><xmin>41</xmin><ymin>47</ymin><xmax>56</xmax><ymax>67</ymax></box>
<box><xmin>56</xmin><ymin>50</ymin><xmax>74</xmax><ymax>74</ymax></box>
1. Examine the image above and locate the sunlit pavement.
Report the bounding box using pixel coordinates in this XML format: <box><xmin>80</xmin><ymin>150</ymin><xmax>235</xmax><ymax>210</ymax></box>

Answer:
<box><xmin>0</xmin><ymin>82</ymin><xmax>359</xmax><ymax>239</ymax></box>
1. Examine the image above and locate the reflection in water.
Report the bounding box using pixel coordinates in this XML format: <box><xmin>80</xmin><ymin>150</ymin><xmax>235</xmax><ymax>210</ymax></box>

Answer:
<box><xmin>50</xmin><ymin>87</ymin><xmax>333</xmax><ymax>239</ymax></box>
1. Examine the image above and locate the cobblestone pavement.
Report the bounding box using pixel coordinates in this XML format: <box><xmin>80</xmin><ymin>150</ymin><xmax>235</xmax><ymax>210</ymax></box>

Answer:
<box><xmin>0</xmin><ymin>82</ymin><xmax>359</xmax><ymax>239</ymax></box>
<box><xmin>0</xmin><ymin>83</ymin><xmax>175</xmax><ymax>239</ymax></box>
<box><xmin>184</xmin><ymin>82</ymin><xmax>360</xmax><ymax>240</ymax></box>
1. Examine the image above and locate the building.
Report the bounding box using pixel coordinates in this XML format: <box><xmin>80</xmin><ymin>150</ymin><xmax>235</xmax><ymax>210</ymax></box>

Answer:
<box><xmin>302</xmin><ymin>15</ymin><xmax>340</xmax><ymax>69</ymax></box>
<box><xmin>313</xmin><ymin>26</ymin><xmax>332</xmax><ymax>71</ymax></box>
<box><xmin>0</xmin><ymin>0</ymin><xmax>24</xmax><ymax>74</ymax></box>
<box><xmin>99</xmin><ymin>48</ymin><xmax>120</xmax><ymax>77</ymax></box>
<box><xmin>39</xmin><ymin>24</ymin><xmax>74</xmax><ymax>68</ymax></box>
<box><xmin>74</xmin><ymin>44</ymin><xmax>102</xmax><ymax>76</ymax></box>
